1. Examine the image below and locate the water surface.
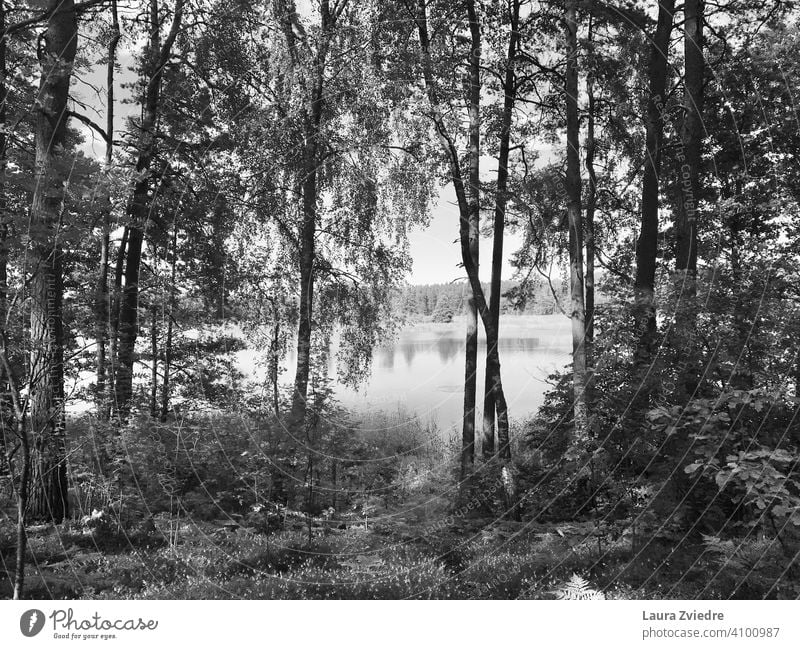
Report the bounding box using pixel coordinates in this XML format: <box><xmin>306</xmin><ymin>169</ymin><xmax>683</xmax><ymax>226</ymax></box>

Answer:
<box><xmin>327</xmin><ymin>315</ymin><xmax>572</xmax><ymax>434</ymax></box>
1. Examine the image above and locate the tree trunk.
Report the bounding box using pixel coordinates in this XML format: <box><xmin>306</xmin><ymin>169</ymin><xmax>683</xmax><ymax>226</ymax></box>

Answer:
<box><xmin>114</xmin><ymin>0</ymin><xmax>184</xmax><ymax>420</ymax></box>
<box><xmin>149</xmin><ymin>300</ymin><xmax>158</xmax><ymax>418</ymax></box>
<box><xmin>564</xmin><ymin>0</ymin><xmax>588</xmax><ymax>445</ymax></box>
<box><xmin>27</xmin><ymin>0</ymin><xmax>78</xmax><ymax>524</ymax></box>
<box><xmin>634</xmin><ymin>0</ymin><xmax>675</xmax><ymax>366</ymax></box>
<box><xmin>287</xmin><ymin>1</ymin><xmax>334</xmax><ymax>427</ymax></box>
<box><xmin>95</xmin><ymin>0</ymin><xmax>120</xmax><ymax>419</ymax></box>
<box><xmin>289</xmin><ymin>124</ymin><xmax>318</xmax><ymax>426</ymax></box>
<box><xmin>482</xmin><ymin>0</ymin><xmax>520</xmax><ymax>462</ymax></box>
<box><xmin>584</xmin><ymin>31</ymin><xmax>596</xmax><ymax>380</ymax></box>
<box><xmin>107</xmin><ymin>226</ymin><xmax>128</xmax><ymax>415</ymax></box>
<box><xmin>461</xmin><ymin>0</ymin><xmax>480</xmax><ymax>480</ymax></box>
<box><xmin>674</xmin><ymin>0</ymin><xmax>703</xmax><ymax>396</ymax></box>
<box><xmin>160</xmin><ymin>221</ymin><xmax>177</xmax><ymax>422</ymax></box>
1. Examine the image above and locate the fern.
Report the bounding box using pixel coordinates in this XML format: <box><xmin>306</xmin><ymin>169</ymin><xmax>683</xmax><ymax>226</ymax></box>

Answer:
<box><xmin>555</xmin><ymin>573</ymin><xmax>605</xmax><ymax>600</ymax></box>
<box><xmin>702</xmin><ymin>534</ymin><xmax>779</xmax><ymax>572</ymax></box>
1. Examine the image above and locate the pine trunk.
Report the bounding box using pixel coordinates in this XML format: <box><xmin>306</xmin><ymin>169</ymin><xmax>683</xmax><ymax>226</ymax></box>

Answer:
<box><xmin>27</xmin><ymin>0</ymin><xmax>77</xmax><ymax>524</ymax></box>
<box><xmin>674</xmin><ymin>0</ymin><xmax>703</xmax><ymax>395</ymax></box>
<box><xmin>634</xmin><ymin>0</ymin><xmax>675</xmax><ymax>366</ymax></box>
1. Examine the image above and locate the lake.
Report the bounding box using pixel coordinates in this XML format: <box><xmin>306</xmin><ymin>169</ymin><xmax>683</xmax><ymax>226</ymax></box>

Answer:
<box><xmin>277</xmin><ymin>315</ymin><xmax>573</xmax><ymax>435</ymax></box>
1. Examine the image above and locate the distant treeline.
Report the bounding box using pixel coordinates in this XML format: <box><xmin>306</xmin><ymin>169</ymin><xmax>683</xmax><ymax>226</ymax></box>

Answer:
<box><xmin>396</xmin><ymin>279</ymin><xmax>568</xmax><ymax>321</ymax></box>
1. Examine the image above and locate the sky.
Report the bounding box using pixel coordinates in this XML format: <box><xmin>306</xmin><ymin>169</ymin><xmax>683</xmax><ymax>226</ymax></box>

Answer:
<box><xmin>407</xmin><ymin>184</ymin><xmax>525</xmax><ymax>285</ymax></box>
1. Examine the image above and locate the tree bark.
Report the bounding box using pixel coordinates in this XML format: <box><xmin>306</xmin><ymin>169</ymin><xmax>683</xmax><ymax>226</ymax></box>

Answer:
<box><xmin>149</xmin><ymin>300</ymin><xmax>158</xmax><ymax>418</ymax></box>
<box><xmin>27</xmin><ymin>0</ymin><xmax>78</xmax><ymax>524</ymax></box>
<box><xmin>674</xmin><ymin>0</ymin><xmax>703</xmax><ymax>395</ymax></box>
<box><xmin>289</xmin><ymin>125</ymin><xmax>318</xmax><ymax>425</ymax></box>
<box><xmin>634</xmin><ymin>0</ymin><xmax>675</xmax><ymax>366</ymax></box>
<box><xmin>461</xmin><ymin>0</ymin><xmax>480</xmax><ymax>480</ymax></box>
<box><xmin>482</xmin><ymin>0</ymin><xmax>520</xmax><ymax>462</ymax></box>
<box><xmin>584</xmin><ymin>21</ymin><xmax>596</xmax><ymax>378</ymax></box>
<box><xmin>160</xmin><ymin>221</ymin><xmax>177</xmax><ymax>421</ymax></box>
<box><xmin>564</xmin><ymin>0</ymin><xmax>588</xmax><ymax>445</ymax></box>
<box><xmin>107</xmin><ymin>226</ymin><xmax>127</xmax><ymax>417</ymax></box>
<box><xmin>115</xmin><ymin>0</ymin><xmax>184</xmax><ymax>420</ymax></box>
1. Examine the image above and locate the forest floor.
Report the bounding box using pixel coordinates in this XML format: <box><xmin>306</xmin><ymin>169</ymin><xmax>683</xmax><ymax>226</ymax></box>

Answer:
<box><xmin>1</xmin><ymin>489</ymin><xmax>732</xmax><ymax>600</ymax></box>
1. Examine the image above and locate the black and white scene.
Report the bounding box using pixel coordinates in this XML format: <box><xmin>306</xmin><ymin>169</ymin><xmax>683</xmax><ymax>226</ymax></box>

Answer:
<box><xmin>0</xmin><ymin>0</ymin><xmax>799</xmax><ymax>603</ymax></box>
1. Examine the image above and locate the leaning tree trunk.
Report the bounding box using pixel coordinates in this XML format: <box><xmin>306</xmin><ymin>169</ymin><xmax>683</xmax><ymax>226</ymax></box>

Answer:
<box><xmin>634</xmin><ymin>0</ymin><xmax>675</xmax><ymax>367</ymax></box>
<box><xmin>115</xmin><ymin>0</ymin><xmax>184</xmax><ymax>420</ymax></box>
<box><xmin>27</xmin><ymin>0</ymin><xmax>78</xmax><ymax>524</ymax></box>
<box><xmin>482</xmin><ymin>0</ymin><xmax>520</xmax><ymax>462</ymax></box>
<box><xmin>461</xmin><ymin>0</ymin><xmax>480</xmax><ymax>480</ymax></box>
<box><xmin>674</xmin><ymin>0</ymin><xmax>703</xmax><ymax>396</ymax></box>
<box><xmin>564</xmin><ymin>0</ymin><xmax>588</xmax><ymax>446</ymax></box>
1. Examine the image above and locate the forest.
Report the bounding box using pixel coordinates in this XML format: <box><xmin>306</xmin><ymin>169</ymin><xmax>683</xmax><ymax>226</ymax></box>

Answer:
<box><xmin>396</xmin><ymin>280</ymin><xmax>574</xmax><ymax>320</ymax></box>
<box><xmin>0</xmin><ymin>0</ymin><xmax>799</xmax><ymax>601</ymax></box>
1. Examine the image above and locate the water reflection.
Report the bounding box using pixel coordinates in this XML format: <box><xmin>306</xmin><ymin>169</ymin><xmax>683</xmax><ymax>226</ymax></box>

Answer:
<box><xmin>335</xmin><ymin>317</ymin><xmax>572</xmax><ymax>432</ymax></box>
<box><xmin>378</xmin><ymin>335</ymin><xmax>543</xmax><ymax>370</ymax></box>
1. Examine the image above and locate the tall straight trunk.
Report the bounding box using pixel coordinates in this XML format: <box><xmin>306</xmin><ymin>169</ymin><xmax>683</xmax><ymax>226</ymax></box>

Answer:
<box><xmin>634</xmin><ymin>0</ymin><xmax>675</xmax><ymax>366</ymax></box>
<box><xmin>674</xmin><ymin>0</ymin><xmax>703</xmax><ymax>394</ymax></box>
<box><xmin>461</xmin><ymin>0</ymin><xmax>480</xmax><ymax>479</ymax></box>
<box><xmin>584</xmin><ymin>29</ymin><xmax>596</xmax><ymax>374</ymax></box>
<box><xmin>95</xmin><ymin>0</ymin><xmax>120</xmax><ymax>418</ymax></box>
<box><xmin>564</xmin><ymin>0</ymin><xmax>588</xmax><ymax>444</ymax></box>
<box><xmin>115</xmin><ymin>0</ymin><xmax>184</xmax><ymax>420</ymax></box>
<box><xmin>149</xmin><ymin>301</ymin><xmax>158</xmax><ymax>418</ymax></box>
<box><xmin>28</xmin><ymin>0</ymin><xmax>78</xmax><ymax>524</ymax></box>
<box><xmin>415</xmin><ymin>0</ymin><xmax>511</xmax><ymax>466</ymax></box>
<box><xmin>482</xmin><ymin>0</ymin><xmax>520</xmax><ymax>461</ymax></box>
<box><xmin>160</xmin><ymin>221</ymin><xmax>177</xmax><ymax>421</ymax></box>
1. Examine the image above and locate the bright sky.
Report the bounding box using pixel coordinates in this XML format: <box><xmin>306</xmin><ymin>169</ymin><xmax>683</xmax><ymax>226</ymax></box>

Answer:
<box><xmin>407</xmin><ymin>184</ymin><xmax>525</xmax><ymax>285</ymax></box>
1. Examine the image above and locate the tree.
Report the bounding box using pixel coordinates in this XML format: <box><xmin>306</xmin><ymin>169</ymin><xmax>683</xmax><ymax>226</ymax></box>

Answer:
<box><xmin>413</xmin><ymin>0</ymin><xmax>508</xmax><ymax>480</ymax></box>
<box><xmin>114</xmin><ymin>0</ymin><xmax>185</xmax><ymax>420</ymax></box>
<box><xmin>26</xmin><ymin>0</ymin><xmax>79</xmax><ymax>523</ymax></box>
<box><xmin>673</xmin><ymin>0</ymin><xmax>703</xmax><ymax>395</ymax></box>
<box><xmin>632</xmin><ymin>0</ymin><xmax>675</xmax><ymax>367</ymax></box>
<box><xmin>563</xmin><ymin>0</ymin><xmax>588</xmax><ymax>446</ymax></box>
<box><xmin>94</xmin><ymin>0</ymin><xmax>119</xmax><ymax>419</ymax></box>
<box><xmin>482</xmin><ymin>0</ymin><xmax>520</xmax><ymax>461</ymax></box>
